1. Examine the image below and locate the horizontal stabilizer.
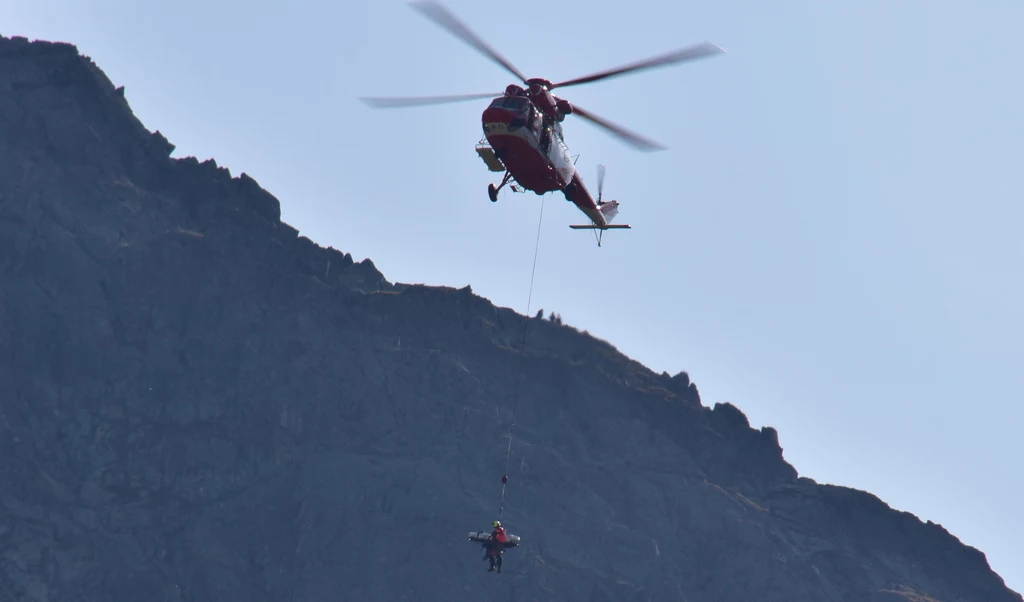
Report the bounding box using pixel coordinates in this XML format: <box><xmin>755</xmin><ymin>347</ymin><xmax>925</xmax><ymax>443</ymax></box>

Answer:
<box><xmin>569</xmin><ymin>224</ymin><xmax>631</xmax><ymax>230</ymax></box>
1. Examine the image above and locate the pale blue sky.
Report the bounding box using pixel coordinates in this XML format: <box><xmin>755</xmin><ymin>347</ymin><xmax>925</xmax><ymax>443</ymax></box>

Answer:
<box><xmin>6</xmin><ymin>0</ymin><xmax>1021</xmax><ymax>593</ymax></box>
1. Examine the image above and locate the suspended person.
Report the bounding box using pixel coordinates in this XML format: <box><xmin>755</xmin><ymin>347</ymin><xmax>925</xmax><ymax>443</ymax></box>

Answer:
<box><xmin>484</xmin><ymin>520</ymin><xmax>508</xmax><ymax>573</ymax></box>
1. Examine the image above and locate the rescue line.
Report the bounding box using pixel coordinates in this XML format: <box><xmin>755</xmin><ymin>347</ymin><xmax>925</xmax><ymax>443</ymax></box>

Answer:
<box><xmin>468</xmin><ymin>190</ymin><xmax>547</xmax><ymax>574</ymax></box>
<box><xmin>498</xmin><ymin>189</ymin><xmax>546</xmax><ymax>515</ymax></box>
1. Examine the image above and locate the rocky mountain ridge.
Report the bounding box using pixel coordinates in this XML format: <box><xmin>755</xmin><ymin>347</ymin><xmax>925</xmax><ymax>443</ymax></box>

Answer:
<box><xmin>0</xmin><ymin>34</ymin><xmax>1019</xmax><ymax>601</ymax></box>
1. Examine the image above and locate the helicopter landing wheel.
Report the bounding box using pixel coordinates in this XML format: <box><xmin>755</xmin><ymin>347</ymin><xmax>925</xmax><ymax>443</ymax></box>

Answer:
<box><xmin>488</xmin><ymin>183</ymin><xmax>498</xmax><ymax>202</ymax></box>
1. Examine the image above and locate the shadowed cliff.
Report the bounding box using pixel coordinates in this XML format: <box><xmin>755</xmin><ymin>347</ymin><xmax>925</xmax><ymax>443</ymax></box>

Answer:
<box><xmin>0</xmin><ymin>34</ymin><xmax>1019</xmax><ymax>602</ymax></box>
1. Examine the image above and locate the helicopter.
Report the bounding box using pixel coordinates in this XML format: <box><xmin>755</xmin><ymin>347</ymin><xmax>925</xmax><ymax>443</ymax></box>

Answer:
<box><xmin>360</xmin><ymin>0</ymin><xmax>724</xmax><ymax>245</ymax></box>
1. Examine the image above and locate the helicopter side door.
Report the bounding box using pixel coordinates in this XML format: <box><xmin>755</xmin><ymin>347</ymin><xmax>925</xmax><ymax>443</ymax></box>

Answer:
<box><xmin>548</xmin><ymin>123</ymin><xmax>575</xmax><ymax>186</ymax></box>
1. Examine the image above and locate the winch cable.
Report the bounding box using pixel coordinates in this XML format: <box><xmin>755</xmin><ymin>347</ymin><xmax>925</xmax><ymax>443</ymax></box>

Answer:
<box><xmin>497</xmin><ymin>191</ymin><xmax>546</xmax><ymax>517</ymax></box>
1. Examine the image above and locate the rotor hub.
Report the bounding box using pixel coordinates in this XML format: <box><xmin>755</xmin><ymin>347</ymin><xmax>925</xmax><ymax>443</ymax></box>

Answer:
<box><xmin>525</xmin><ymin>78</ymin><xmax>553</xmax><ymax>90</ymax></box>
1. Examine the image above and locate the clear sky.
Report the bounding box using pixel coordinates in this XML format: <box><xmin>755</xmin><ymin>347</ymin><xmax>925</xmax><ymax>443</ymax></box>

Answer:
<box><xmin>6</xmin><ymin>0</ymin><xmax>1021</xmax><ymax>593</ymax></box>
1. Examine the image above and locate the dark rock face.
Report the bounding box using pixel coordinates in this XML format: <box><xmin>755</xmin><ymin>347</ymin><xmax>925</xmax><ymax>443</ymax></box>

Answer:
<box><xmin>0</xmin><ymin>34</ymin><xmax>1019</xmax><ymax>602</ymax></box>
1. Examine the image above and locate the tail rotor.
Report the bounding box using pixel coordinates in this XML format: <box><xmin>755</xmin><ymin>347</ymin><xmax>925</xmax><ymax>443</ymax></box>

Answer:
<box><xmin>596</xmin><ymin>163</ymin><xmax>606</xmax><ymax>205</ymax></box>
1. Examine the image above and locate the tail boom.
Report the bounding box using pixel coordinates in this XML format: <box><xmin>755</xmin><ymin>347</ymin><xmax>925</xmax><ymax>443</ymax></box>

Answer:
<box><xmin>562</xmin><ymin>169</ymin><xmax>631</xmax><ymax>241</ymax></box>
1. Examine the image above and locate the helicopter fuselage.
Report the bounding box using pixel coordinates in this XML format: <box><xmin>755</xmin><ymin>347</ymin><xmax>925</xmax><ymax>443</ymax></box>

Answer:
<box><xmin>480</xmin><ymin>93</ymin><xmax>612</xmax><ymax>227</ymax></box>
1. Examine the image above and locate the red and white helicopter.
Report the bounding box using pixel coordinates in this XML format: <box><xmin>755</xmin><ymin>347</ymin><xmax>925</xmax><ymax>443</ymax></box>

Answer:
<box><xmin>361</xmin><ymin>0</ymin><xmax>724</xmax><ymax>245</ymax></box>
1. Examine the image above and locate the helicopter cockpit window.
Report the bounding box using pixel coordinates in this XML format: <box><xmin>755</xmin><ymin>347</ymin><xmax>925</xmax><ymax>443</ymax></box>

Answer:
<box><xmin>505</xmin><ymin>96</ymin><xmax>529</xmax><ymax>112</ymax></box>
<box><xmin>527</xmin><ymin>105</ymin><xmax>541</xmax><ymax>134</ymax></box>
<box><xmin>489</xmin><ymin>96</ymin><xmax>530</xmax><ymax>113</ymax></box>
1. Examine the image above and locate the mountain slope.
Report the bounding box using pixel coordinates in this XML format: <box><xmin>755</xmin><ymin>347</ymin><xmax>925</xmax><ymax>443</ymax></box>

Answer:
<box><xmin>0</xmin><ymin>34</ymin><xmax>1019</xmax><ymax>602</ymax></box>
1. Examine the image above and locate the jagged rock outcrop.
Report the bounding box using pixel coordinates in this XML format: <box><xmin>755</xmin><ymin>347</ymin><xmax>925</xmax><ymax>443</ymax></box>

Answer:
<box><xmin>0</xmin><ymin>34</ymin><xmax>1019</xmax><ymax>602</ymax></box>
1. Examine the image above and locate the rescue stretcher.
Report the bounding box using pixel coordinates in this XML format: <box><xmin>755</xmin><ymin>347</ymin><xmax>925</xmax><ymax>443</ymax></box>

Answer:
<box><xmin>468</xmin><ymin>531</ymin><xmax>521</xmax><ymax>548</ymax></box>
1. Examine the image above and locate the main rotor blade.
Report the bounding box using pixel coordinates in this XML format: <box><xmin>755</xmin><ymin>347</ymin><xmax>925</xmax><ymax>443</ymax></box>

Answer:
<box><xmin>551</xmin><ymin>41</ymin><xmax>725</xmax><ymax>89</ymax></box>
<box><xmin>409</xmin><ymin>0</ymin><xmax>527</xmax><ymax>83</ymax></box>
<box><xmin>359</xmin><ymin>92</ymin><xmax>500</xmax><ymax>108</ymax></box>
<box><xmin>571</xmin><ymin>105</ymin><xmax>666</xmax><ymax>152</ymax></box>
